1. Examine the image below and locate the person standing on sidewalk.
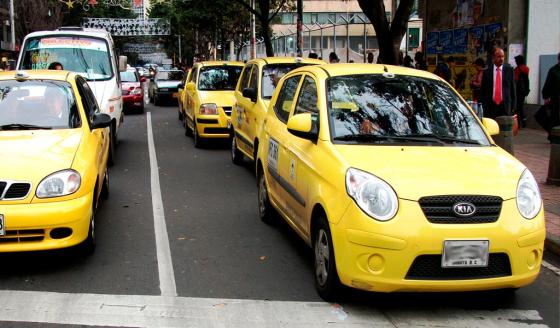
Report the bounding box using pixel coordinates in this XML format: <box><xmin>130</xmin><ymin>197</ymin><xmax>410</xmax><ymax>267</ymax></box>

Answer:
<box><xmin>514</xmin><ymin>55</ymin><xmax>530</xmax><ymax>128</ymax></box>
<box><xmin>481</xmin><ymin>47</ymin><xmax>516</xmax><ymax>119</ymax></box>
<box><xmin>542</xmin><ymin>52</ymin><xmax>560</xmax><ymax>139</ymax></box>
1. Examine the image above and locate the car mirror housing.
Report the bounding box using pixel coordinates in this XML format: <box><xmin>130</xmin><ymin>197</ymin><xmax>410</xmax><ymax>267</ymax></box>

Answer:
<box><xmin>186</xmin><ymin>82</ymin><xmax>196</xmax><ymax>92</ymax></box>
<box><xmin>287</xmin><ymin>113</ymin><xmax>318</xmax><ymax>141</ymax></box>
<box><xmin>140</xmin><ymin>77</ymin><xmax>147</xmax><ymax>83</ymax></box>
<box><xmin>242</xmin><ymin>87</ymin><xmax>257</xmax><ymax>103</ymax></box>
<box><xmin>178</xmin><ymin>82</ymin><xmax>185</xmax><ymax>89</ymax></box>
<box><xmin>91</xmin><ymin>113</ymin><xmax>112</xmax><ymax>129</ymax></box>
<box><xmin>482</xmin><ymin>117</ymin><xmax>500</xmax><ymax>136</ymax></box>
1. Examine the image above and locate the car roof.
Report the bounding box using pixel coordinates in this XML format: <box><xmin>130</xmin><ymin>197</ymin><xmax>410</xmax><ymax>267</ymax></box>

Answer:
<box><xmin>195</xmin><ymin>61</ymin><xmax>245</xmax><ymax>68</ymax></box>
<box><xmin>292</xmin><ymin>63</ymin><xmax>442</xmax><ymax>81</ymax></box>
<box><xmin>246</xmin><ymin>57</ymin><xmax>325</xmax><ymax>66</ymax></box>
<box><xmin>24</xmin><ymin>28</ymin><xmax>112</xmax><ymax>41</ymax></box>
<box><xmin>0</xmin><ymin>70</ymin><xmax>76</xmax><ymax>83</ymax></box>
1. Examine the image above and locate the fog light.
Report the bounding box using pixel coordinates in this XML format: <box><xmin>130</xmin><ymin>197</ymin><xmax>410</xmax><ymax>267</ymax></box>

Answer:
<box><xmin>368</xmin><ymin>254</ymin><xmax>385</xmax><ymax>272</ymax></box>
<box><xmin>527</xmin><ymin>249</ymin><xmax>539</xmax><ymax>269</ymax></box>
<box><xmin>50</xmin><ymin>227</ymin><xmax>72</xmax><ymax>239</ymax></box>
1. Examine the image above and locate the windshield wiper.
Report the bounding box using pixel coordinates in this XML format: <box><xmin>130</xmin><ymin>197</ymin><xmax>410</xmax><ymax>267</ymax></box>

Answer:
<box><xmin>0</xmin><ymin>123</ymin><xmax>52</xmax><ymax>130</ymax></box>
<box><xmin>406</xmin><ymin>133</ymin><xmax>482</xmax><ymax>145</ymax></box>
<box><xmin>333</xmin><ymin>134</ymin><xmax>446</xmax><ymax>145</ymax></box>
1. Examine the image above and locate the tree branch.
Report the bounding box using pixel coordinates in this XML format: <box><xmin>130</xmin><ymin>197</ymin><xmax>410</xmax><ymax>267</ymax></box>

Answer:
<box><xmin>268</xmin><ymin>0</ymin><xmax>288</xmax><ymax>23</ymax></box>
<box><xmin>232</xmin><ymin>0</ymin><xmax>262</xmax><ymax>19</ymax></box>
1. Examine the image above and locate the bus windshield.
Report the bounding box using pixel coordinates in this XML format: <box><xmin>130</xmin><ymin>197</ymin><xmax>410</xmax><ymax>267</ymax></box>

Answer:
<box><xmin>19</xmin><ymin>36</ymin><xmax>113</xmax><ymax>81</ymax></box>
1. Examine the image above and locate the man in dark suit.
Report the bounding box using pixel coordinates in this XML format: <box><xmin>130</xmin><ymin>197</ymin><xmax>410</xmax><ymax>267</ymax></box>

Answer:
<box><xmin>481</xmin><ymin>47</ymin><xmax>516</xmax><ymax>118</ymax></box>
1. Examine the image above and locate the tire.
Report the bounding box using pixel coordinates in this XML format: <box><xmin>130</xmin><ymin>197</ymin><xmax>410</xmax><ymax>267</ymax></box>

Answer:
<box><xmin>107</xmin><ymin>125</ymin><xmax>115</xmax><ymax>167</ymax></box>
<box><xmin>184</xmin><ymin>116</ymin><xmax>192</xmax><ymax>137</ymax></box>
<box><xmin>154</xmin><ymin>94</ymin><xmax>160</xmax><ymax>106</ymax></box>
<box><xmin>231</xmin><ymin>133</ymin><xmax>243</xmax><ymax>165</ymax></box>
<box><xmin>193</xmin><ymin>121</ymin><xmax>203</xmax><ymax>148</ymax></box>
<box><xmin>313</xmin><ymin>215</ymin><xmax>341</xmax><ymax>302</ymax></box>
<box><xmin>257</xmin><ymin>166</ymin><xmax>275</xmax><ymax>224</ymax></box>
<box><xmin>100</xmin><ymin>168</ymin><xmax>110</xmax><ymax>200</ymax></box>
<box><xmin>78</xmin><ymin>208</ymin><xmax>96</xmax><ymax>255</ymax></box>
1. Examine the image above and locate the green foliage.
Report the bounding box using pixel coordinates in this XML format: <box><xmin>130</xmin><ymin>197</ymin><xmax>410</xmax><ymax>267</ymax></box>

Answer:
<box><xmin>62</xmin><ymin>1</ymin><xmax>136</xmax><ymax>27</ymax></box>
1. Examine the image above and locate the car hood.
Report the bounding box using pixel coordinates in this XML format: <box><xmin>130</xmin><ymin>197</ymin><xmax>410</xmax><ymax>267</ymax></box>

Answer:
<box><xmin>155</xmin><ymin>81</ymin><xmax>181</xmax><ymax>88</ymax></box>
<box><xmin>334</xmin><ymin>145</ymin><xmax>525</xmax><ymax>200</ymax></box>
<box><xmin>0</xmin><ymin>129</ymin><xmax>83</xmax><ymax>183</ymax></box>
<box><xmin>198</xmin><ymin>90</ymin><xmax>236</xmax><ymax>107</ymax></box>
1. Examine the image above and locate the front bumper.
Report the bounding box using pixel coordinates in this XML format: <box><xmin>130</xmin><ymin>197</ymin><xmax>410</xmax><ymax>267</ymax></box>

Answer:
<box><xmin>0</xmin><ymin>193</ymin><xmax>93</xmax><ymax>252</ymax></box>
<box><xmin>330</xmin><ymin>198</ymin><xmax>545</xmax><ymax>292</ymax></box>
<box><xmin>195</xmin><ymin>111</ymin><xmax>231</xmax><ymax>139</ymax></box>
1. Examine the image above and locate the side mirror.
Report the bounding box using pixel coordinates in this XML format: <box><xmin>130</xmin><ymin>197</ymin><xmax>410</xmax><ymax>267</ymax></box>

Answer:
<box><xmin>482</xmin><ymin>117</ymin><xmax>500</xmax><ymax>136</ymax></box>
<box><xmin>287</xmin><ymin>113</ymin><xmax>318</xmax><ymax>141</ymax></box>
<box><xmin>186</xmin><ymin>82</ymin><xmax>196</xmax><ymax>92</ymax></box>
<box><xmin>91</xmin><ymin>113</ymin><xmax>112</xmax><ymax>129</ymax></box>
<box><xmin>242</xmin><ymin>87</ymin><xmax>257</xmax><ymax>103</ymax></box>
<box><xmin>140</xmin><ymin>77</ymin><xmax>147</xmax><ymax>83</ymax></box>
<box><xmin>118</xmin><ymin>56</ymin><xmax>128</xmax><ymax>72</ymax></box>
<box><xmin>178</xmin><ymin>82</ymin><xmax>185</xmax><ymax>89</ymax></box>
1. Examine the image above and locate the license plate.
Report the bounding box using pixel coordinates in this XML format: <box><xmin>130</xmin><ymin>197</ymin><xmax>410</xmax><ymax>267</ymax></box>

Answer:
<box><xmin>160</xmin><ymin>88</ymin><xmax>169</xmax><ymax>92</ymax></box>
<box><xmin>0</xmin><ymin>214</ymin><xmax>4</xmax><ymax>236</ymax></box>
<box><xmin>442</xmin><ymin>240</ymin><xmax>489</xmax><ymax>268</ymax></box>
<box><xmin>172</xmin><ymin>92</ymin><xmax>178</xmax><ymax>98</ymax></box>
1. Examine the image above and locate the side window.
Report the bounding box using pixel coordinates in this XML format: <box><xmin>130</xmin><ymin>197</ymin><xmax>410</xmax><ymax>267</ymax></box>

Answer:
<box><xmin>294</xmin><ymin>76</ymin><xmax>318</xmax><ymax>116</ymax></box>
<box><xmin>188</xmin><ymin>67</ymin><xmax>198</xmax><ymax>83</ymax></box>
<box><xmin>237</xmin><ymin>64</ymin><xmax>251</xmax><ymax>92</ymax></box>
<box><xmin>248</xmin><ymin>64</ymin><xmax>259</xmax><ymax>90</ymax></box>
<box><xmin>75</xmin><ymin>77</ymin><xmax>95</xmax><ymax>125</ymax></box>
<box><xmin>192</xmin><ymin>67</ymin><xmax>199</xmax><ymax>84</ymax></box>
<box><xmin>273</xmin><ymin>75</ymin><xmax>301</xmax><ymax>124</ymax></box>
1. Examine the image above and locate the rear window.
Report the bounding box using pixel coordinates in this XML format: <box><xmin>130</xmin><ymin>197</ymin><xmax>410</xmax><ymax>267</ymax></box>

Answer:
<box><xmin>120</xmin><ymin>70</ymin><xmax>138</xmax><ymax>82</ymax></box>
<box><xmin>198</xmin><ymin>66</ymin><xmax>242</xmax><ymax>91</ymax></box>
<box><xmin>156</xmin><ymin>71</ymin><xmax>184</xmax><ymax>81</ymax></box>
<box><xmin>0</xmin><ymin>80</ymin><xmax>81</xmax><ymax>130</ymax></box>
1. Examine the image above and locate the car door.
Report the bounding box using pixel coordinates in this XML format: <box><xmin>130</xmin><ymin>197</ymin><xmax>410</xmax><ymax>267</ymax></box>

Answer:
<box><xmin>286</xmin><ymin>74</ymin><xmax>320</xmax><ymax>233</ymax></box>
<box><xmin>185</xmin><ymin>66</ymin><xmax>199</xmax><ymax>128</ymax></box>
<box><xmin>265</xmin><ymin>74</ymin><xmax>303</xmax><ymax>226</ymax></box>
<box><xmin>233</xmin><ymin>63</ymin><xmax>254</xmax><ymax>155</ymax></box>
<box><xmin>243</xmin><ymin>64</ymin><xmax>260</xmax><ymax>157</ymax></box>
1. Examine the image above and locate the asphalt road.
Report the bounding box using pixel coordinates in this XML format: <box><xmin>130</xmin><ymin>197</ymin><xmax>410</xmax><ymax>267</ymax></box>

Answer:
<box><xmin>0</xmin><ymin>102</ymin><xmax>558</xmax><ymax>327</ymax></box>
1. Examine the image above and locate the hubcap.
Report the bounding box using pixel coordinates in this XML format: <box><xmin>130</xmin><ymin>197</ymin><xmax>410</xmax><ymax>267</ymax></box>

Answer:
<box><xmin>231</xmin><ymin>136</ymin><xmax>237</xmax><ymax>159</ymax></box>
<box><xmin>314</xmin><ymin>229</ymin><xmax>330</xmax><ymax>286</ymax></box>
<box><xmin>258</xmin><ymin>174</ymin><xmax>267</xmax><ymax>215</ymax></box>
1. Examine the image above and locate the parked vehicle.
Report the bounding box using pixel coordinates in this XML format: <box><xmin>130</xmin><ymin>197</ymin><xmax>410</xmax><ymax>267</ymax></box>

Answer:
<box><xmin>148</xmin><ymin>69</ymin><xmax>184</xmax><ymax>106</ymax></box>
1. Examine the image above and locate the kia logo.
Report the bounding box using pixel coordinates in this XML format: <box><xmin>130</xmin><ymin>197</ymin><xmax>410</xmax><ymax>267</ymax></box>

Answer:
<box><xmin>452</xmin><ymin>202</ymin><xmax>476</xmax><ymax>217</ymax></box>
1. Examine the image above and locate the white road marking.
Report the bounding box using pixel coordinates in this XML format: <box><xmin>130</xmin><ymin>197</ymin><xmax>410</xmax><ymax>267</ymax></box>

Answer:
<box><xmin>0</xmin><ymin>290</ymin><xmax>550</xmax><ymax>328</ymax></box>
<box><xmin>147</xmin><ymin>112</ymin><xmax>177</xmax><ymax>297</ymax></box>
<box><xmin>542</xmin><ymin>260</ymin><xmax>560</xmax><ymax>276</ymax></box>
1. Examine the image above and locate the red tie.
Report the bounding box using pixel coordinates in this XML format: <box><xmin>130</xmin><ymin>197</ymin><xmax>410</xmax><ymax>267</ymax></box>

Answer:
<box><xmin>494</xmin><ymin>67</ymin><xmax>502</xmax><ymax>104</ymax></box>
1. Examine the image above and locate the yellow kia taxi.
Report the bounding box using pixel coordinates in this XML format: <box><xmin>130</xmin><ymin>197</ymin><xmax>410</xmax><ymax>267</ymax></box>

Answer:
<box><xmin>256</xmin><ymin>64</ymin><xmax>545</xmax><ymax>300</ymax></box>
<box><xmin>0</xmin><ymin>70</ymin><xmax>111</xmax><ymax>254</ymax></box>
<box><xmin>182</xmin><ymin>61</ymin><xmax>244</xmax><ymax>147</ymax></box>
<box><xmin>231</xmin><ymin>57</ymin><xmax>324</xmax><ymax>165</ymax></box>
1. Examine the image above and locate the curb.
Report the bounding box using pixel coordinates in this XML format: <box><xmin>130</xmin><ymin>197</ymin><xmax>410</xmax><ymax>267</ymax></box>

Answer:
<box><xmin>545</xmin><ymin>233</ymin><xmax>560</xmax><ymax>256</ymax></box>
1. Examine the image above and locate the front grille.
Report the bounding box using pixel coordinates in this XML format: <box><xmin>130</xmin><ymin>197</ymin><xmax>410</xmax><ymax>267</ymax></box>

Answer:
<box><xmin>405</xmin><ymin>253</ymin><xmax>511</xmax><ymax>280</ymax></box>
<box><xmin>197</xmin><ymin>118</ymin><xmax>219</xmax><ymax>124</ymax></box>
<box><xmin>4</xmin><ymin>183</ymin><xmax>31</xmax><ymax>199</ymax></box>
<box><xmin>0</xmin><ymin>182</ymin><xmax>6</xmax><ymax>196</ymax></box>
<box><xmin>0</xmin><ymin>229</ymin><xmax>45</xmax><ymax>243</ymax></box>
<box><xmin>419</xmin><ymin>195</ymin><xmax>503</xmax><ymax>224</ymax></box>
<box><xmin>204</xmin><ymin>127</ymin><xmax>229</xmax><ymax>134</ymax></box>
<box><xmin>222</xmin><ymin>106</ymin><xmax>232</xmax><ymax>116</ymax></box>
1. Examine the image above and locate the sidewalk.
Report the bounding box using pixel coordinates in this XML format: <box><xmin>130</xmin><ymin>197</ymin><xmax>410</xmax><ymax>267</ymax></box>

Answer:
<box><xmin>512</xmin><ymin>127</ymin><xmax>560</xmax><ymax>255</ymax></box>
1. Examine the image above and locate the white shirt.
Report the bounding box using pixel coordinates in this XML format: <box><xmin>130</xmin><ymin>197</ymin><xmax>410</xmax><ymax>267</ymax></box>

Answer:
<box><xmin>492</xmin><ymin>64</ymin><xmax>503</xmax><ymax>101</ymax></box>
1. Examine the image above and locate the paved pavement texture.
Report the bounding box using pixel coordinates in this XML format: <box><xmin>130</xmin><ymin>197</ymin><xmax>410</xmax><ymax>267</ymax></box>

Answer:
<box><xmin>512</xmin><ymin>126</ymin><xmax>560</xmax><ymax>255</ymax></box>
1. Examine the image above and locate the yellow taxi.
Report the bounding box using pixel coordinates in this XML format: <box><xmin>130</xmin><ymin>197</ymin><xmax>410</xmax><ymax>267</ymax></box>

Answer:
<box><xmin>177</xmin><ymin>68</ymin><xmax>191</xmax><ymax>121</ymax></box>
<box><xmin>255</xmin><ymin>64</ymin><xmax>545</xmax><ymax>300</ymax></box>
<box><xmin>0</xmin><ymin>70</ymin><xmax>111</xmax><ymax>254</ymax></box>
<box><xmin>182</xmin><ymin>61</ymin><xmax>244</xmax><ymax>147</ymax></box>
<box><xmin>231</xmin><ymin>57</ymin><xmax>324</xmax><ymax>165</ymax></box>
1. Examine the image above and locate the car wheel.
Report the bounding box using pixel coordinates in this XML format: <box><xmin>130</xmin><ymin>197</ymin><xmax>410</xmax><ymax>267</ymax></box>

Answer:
<box><xmin>313</xmin><ymin>215</ymin><xmax>341</xmax><ymax>301</ymax></box>
<box><xmin>193</xmin><ymin>122</ymin><xmax>203</xmax><ymax>148</ymax></box>
<box><xmin>184</xmin><ymin>116</ymin><xmax>192</xmax><ymax>137</ymax></box>
<box><xmin>154</xmin><ymin>94</ymin><xmax>159</xmax><ymax>106</ymax></box>
<box><xmin>78</xmin><ymin>208</ymin><xmax>96</xmax><ymax>255</ymax></box>
<box><xmin>101</xmin><ymin>168</ymin><xmax>110</xmax><ymax>200</ymax></box>
<box><xmin>257</xmin><ymin>166</ymin><xmax>275</xmax><ymax>223</ymax></box>
<box><xmin>231</xmin><ymin>133</ymin><xmax>243</xmax><ymax>165</ymax></box>
<box><xmin>178</xmin><ymin>108</ymin><xmax>183</xmax><ymax>121</ymax></box>
<box><xmin>107</xmin><ymin>125</ymin><xmax>115</xmax><ymax>167</ymax></box>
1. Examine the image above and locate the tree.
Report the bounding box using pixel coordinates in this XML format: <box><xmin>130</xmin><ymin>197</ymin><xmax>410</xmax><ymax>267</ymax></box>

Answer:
<box><xmin>233</xmin><ymin>0</ymin><xmax>295</xmax><ymax>57</ymax></box>
<box><xmin>357</xmin><ymin>0</ymin><xmax>415</xmax><ymax>65</ymax></box>
<box><xmin>15</xmin><ymin>0</ymin><xmax>63</xmax><ymax>42</ymax></box>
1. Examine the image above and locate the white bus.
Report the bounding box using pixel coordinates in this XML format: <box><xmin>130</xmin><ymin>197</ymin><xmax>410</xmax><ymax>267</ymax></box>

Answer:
<box><xmin>17</xmin><ymin>27</ymin><xmax>127</xmax><ymax>165</ymax></box>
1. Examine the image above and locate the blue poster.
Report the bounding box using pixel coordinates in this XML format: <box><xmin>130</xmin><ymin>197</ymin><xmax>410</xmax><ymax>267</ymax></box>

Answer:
<box><xmin>485</xmin><ymin>23</ymin><xmax>502</xmax><ymax>35</ymax></box>
<box><xmin>427</xmin><ymin>32</ymin><xmax>439</xmax><ymax>54</ymax></box>
<box><xmin>454</xmin><ymin>28</ymin><xmax>468</xmax><ymax>54</ymax></box>
<box><xmin>469</xmin><ymin>26</ymin><xmax>484</xmax><ymax>57</ymax></box>
<box><xmin>439</xmin><ymin>30</ymin><xmax>454</xmax><ymax>54</ymax></box>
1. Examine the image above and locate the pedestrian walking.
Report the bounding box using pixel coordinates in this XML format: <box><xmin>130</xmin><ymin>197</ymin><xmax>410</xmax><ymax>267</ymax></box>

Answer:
<box><xmin>481</xmin><ymin>47</ymin><xmax>516</xmax><ymax>119</ymax></box>
<box><xmin>403</xmin><ymin>55</ymin><xmax>414</xmax><ymax>68</ymax></box>
<box><xmin>367</xmin><ymin>52</ymin><xmax>374</xmax><ymax>64</ymax></box>
<box><xmin>329</xmin><ymin>52</ymin><xmax>340</xmax><ymax>63</ymax></box>
<box><xmin>308</xmin><ymin>52</ymin><xmax>318</xmax><ymax>59</ymax></box>
<box><xmin>542</xmin><ymin>52</ymin><xmax>560</xmax><ymax>139</ymax></box>
<box><xmin>414</xmin><ymin>51</ymin><xmax>427</xmax><ymax>70</ymax></box>
<box><xmin>434</xmin><ymin>55</ymin><xmax>451</xmax><ymax>84</ymax></box>
<box><xmin>514</xmin><ymin>55</ymin><xmax>530</xmax><ymax>128</ymax></box>
<box><xmin>470</xmin><ymin>58</ymin><xmax>485</xmax><ymax>101</ymax></box>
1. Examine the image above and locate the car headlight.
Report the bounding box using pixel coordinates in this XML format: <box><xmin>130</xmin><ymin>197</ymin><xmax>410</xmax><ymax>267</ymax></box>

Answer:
<box><xmin>516</xmin><ymin>169</ymin><xmax>542</xmax><ymax>219</ymax></box>
<box><xmin>36</xmin><ymin>170</ymin><xmax>81</xmax><ymax>198</ymax></box>
<box><xmin>345</xmin><ymin>168</ymin><xmax>398</xmax><ymax>221</ymax></box>
<box><xmin>200</xmin><ymin>103</ymin><xmax>218</xmax><ymax>115</ymax></box>
<box><xmin>130</xmin><ymin>87</ymin><xmax>142</xmax><ymax>95</ymax></box>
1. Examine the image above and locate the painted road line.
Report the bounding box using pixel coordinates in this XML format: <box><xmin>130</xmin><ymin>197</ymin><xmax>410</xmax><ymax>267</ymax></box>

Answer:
<box><xmin>0</xmin><ymin>290</ymin><xmax>549</xmax><ymax>328</ymax></box>
<box><xmin>542</xmin><ymin>260</ymin><xmax>560</xmax><ymax>276</ymax></box>
<box><xmin>147</xmin><ymin>112</ymin><xmax>177</xmax><ymax>297</ymax></box>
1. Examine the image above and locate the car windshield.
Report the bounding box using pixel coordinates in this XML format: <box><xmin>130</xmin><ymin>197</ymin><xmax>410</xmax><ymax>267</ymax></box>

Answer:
<box><xmin>120</xmin><ymin>71</ymin><xmax>138</xmax><ymax>82</ymax></box>
<box><xmin>327</xmin><ymin>74</ymin><xmax>490</xmax><ymax>146</ymax></box>
<box><xmin>156</xmin><ymin>71</ymin><xmax>184</xmax><ymax>81</ymax></box>
<box><xmin>20</xmin><ymin>36</ymin><xmax>113</xmax><ymax>81</ymax></box>
<box><xmin>198</xmin><ymin>66</ymin><xmax>242</xmax><ymax>91</ymax></box>
<box><xmin>262</xmin><ymin>63</ymin><xmax>311</xmax><ymax>99</ymax></box>
<box><xmin>0</xmin><ymin>80</ymin><xmax>80</xmax><ymax>130</ymax></box>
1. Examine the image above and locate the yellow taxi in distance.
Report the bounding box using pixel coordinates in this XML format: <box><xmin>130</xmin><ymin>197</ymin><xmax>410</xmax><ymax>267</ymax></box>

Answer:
<box><xmin>0</xmin><ymin>70</ymin><xmax>111</xmax><ymax>254</ymax></box>
<box><xmin>177</xmin><ymin>68</ymin><xmax>191</xmax><ymax>121</ymax></box>
<box><xmin>256</xmin><ymin>64</ymin><xmax>545</xmax><ymax>300</ymax></box>
<box><xmin>231</xmin><ymin>57</ymin><xmax>324</xmax><ymax>165</ymax></box>
<box><xmin>182</xmin><ymin>61</ymin><xmax>244</xmax><ymax>147</ymax></box>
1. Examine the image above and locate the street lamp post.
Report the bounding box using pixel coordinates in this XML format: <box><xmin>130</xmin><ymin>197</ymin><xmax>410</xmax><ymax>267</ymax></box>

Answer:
<box><xmin>356</xmin><ymin>15</ymin><xmax>368</xmax><ymax>63</ymax></box>
<box><xmin>314</xmin><ymin>22</ymin><xmax>324</xmax><ymax>60</ymax></box>
<box><xmin>327</xmin><ymin>18</ymin><xmax>336</xmax><ymax>55</ymax></box>
<box><xmin>339</xmin><ymin>14</ymin><xmax>355</xmax><ymax>63</ymax></box>
<box><xmin>303</xmin><ymin>23</ymin><xmax>313</xmax><ymax>55</ymax></box>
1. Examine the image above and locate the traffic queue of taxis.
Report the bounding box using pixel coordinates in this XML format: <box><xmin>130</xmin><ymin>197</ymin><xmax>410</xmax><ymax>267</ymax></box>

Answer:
<box><xmin>0</xmin><ymin>57</ymin><xmax>546</xmax><ymax>301</ymax></box>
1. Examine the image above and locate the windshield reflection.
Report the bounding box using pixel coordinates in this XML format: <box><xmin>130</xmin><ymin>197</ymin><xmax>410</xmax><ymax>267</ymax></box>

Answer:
<box><xmin>327</xmin><ymin>75</ymin><xmax>489</xmax><ymax>146</ymax></box>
